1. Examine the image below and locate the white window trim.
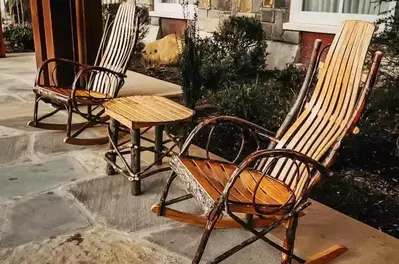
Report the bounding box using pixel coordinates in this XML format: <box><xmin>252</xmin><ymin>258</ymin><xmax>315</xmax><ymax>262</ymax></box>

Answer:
<box><xmin>150</xmin><ymin>1</ymin><xmax>195</xmax><ymax>19</ymax></box>
<box><xmin>284</xmin><ymin>0</ymin><xmax>396</xmax><ymax>33</ymax></box>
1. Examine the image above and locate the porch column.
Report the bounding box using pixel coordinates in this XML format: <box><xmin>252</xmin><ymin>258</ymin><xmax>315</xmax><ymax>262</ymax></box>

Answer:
<box><xmin>30</xmin><ymin>0</ymin><xmax>102</xmax><ymax>84</ymax></box>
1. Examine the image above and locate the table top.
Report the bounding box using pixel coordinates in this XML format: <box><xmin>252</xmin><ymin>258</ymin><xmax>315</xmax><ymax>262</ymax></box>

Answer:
<box><xmin>104</xmin><ymin>96</ymin><xmax>195</xmax><ymax>129</ymax></box>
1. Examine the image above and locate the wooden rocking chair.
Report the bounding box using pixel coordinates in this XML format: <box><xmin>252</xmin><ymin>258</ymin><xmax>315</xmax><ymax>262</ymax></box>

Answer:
<box><xmin>151</xmin><ymin>20</ymin><xmax>382</xmax><ymax>264</ymax></box>
<box><xmin>28</xmin><ymin>1</ymin><xmax>139</xmax><ymax>145</ymax></box>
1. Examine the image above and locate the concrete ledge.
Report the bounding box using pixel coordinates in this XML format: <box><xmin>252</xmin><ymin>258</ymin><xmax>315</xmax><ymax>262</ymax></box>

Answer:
<box><xmin>118</xmin><ymin>70</ymin><xmax>182</xmax><ymax>98</ymax></box>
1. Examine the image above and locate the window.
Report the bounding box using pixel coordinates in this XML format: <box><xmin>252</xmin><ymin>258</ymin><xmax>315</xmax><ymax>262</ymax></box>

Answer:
<box><xmin>151</xmin><ymin>0</ymin><xmax>195</xmax><ymax>19</ymax></box>
<box><xmin>285</xmin><ymin>0</ymin><xmax>396</xmax><ymax>33</ymax></box>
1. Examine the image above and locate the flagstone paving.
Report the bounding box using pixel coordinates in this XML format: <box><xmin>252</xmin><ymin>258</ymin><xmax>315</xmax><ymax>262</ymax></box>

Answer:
<box><xmin>0</xmin><ymin>53</ymin><xmax>398</xmax><ymax>264</ymax></box>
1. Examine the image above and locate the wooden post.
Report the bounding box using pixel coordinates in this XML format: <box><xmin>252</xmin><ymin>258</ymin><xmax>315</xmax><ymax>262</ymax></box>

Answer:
<box><xmin>29</xmin><ymin>0</ymin><xmax>102</xmax><ymax>84</ymax></box>
<box><xmin>0</xmin><ymin>12</ymin><xmax>6</xmax><ymax>58</ymax></box>
<box><xmin>75</xmin><ymin>0</ymin><xmax>103</xmax><ymax>65</ymax></box>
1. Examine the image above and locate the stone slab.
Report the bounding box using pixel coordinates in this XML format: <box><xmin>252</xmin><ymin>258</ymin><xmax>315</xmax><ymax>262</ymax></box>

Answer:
<box><xmin>0</xmin><ymin>204</ymin><xmax>7</xmax><ymax>236</ymax></box>
<box><xmin>0</xmin><ymin>193</ymin><xmax>90</xmax><ymax>247</ymax></box>
<box><xmin>68</xmin><ymin>171</ymin><xmax>203</xmax><ymax>232</ymax></box>
<box><xmin>0</xmin><ymin>157</ymin><xmax>87</xmax><ymax>199</ymax></box>
<box><xmin>266</xmin><ymin>40</ymin><xmax>300</xmax><ymax>69</ymax></box>
<box><xmin>143</xmin><ymin>225</ymin><xmax>281</xmax><ymax>263</ymax></box>
<box><xmin>0</xmin><ymin>102</ymin><xmax>54</xmax><ymax>121</ymax></box>
<box><xmin>0</xmin><ymin>135</ymin><xmax>30</xmax><ymax>165</ymax></box>
<box><xmin>0</xmin><ymin>229</ymin><xmax>186</xmax><ymax>264</ymax></box>
<box><xmin>118</xmin><ymin>71</ymin><xmax>182</xmax><ymax>98</ymax></box>
<box><xmin>0</xmin><ymin>95</ymin><xmax>23</xmax><ymax>104</ymax></box>
<box><xmin>33</xmin><ymin>130</ymin><xmax>96</xmax><ymax>155</ymax></box>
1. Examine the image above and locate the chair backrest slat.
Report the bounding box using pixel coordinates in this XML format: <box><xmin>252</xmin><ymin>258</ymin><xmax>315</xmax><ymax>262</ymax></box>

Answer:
<box><xmin>257</xmin><ymin>20</ymin><xmax>376</xmax><ymax>197</ymax></box>
<box><xmin>90</xmin><ymin>1</ymin><xmax>138</xmax><ymax>96</ymax></box>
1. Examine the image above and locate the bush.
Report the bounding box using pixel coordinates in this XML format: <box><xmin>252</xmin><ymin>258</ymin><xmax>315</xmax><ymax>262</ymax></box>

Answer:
<box><xmin>200</xmin><ymin>16</ymin><xmax>268</xmax><ymax>90</ymax></box>
<box><xmin>179</xmin><ymin>15</ymin><xmax>268</xmax><ymax>108</ymax></box>
<box><xmin>3</xmin><ymin>24</ymin><xmax>34</xmax><ymax>52</ymax></box>
<box><xmin>208</xmin><ymin>65</ymin><xmax>305</xmax><ymax>131</ymax></box>
<box><xmin>181</xmin><ymin>18</ymin><xmax>203</xmax><ymax>109</ymax></box>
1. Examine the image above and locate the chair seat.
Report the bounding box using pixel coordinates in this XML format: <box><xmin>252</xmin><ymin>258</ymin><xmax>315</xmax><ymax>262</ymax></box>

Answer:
<box><xmin>34</xmin><ymin>86</ymin><xmax>108</xmax><ymax>105</ymax></box>
<box><xmin>171</xmin><ymin>156</ymin><xmax>295</xmax><ymax>215</ymax></box>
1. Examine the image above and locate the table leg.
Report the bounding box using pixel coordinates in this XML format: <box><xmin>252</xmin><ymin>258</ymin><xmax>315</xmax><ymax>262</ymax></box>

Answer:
<box><xmin>154</xmin><ymin>125</ymin><xmax>164</xmax><ymax>165</ymax></box>
<box><xmin>131</xmin><ymin>128</ymin><xmax>141</xmax><ymax>195</ymax></box>
<box><xmin>106</xmin><ymin>119</ymin><xmax>119</xmax><ymax>175</ymax></box>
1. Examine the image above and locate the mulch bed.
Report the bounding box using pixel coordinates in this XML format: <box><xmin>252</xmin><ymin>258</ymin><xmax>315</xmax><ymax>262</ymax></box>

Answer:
<box><xmin>129</xmin><ymin>53</ymin><xmax>181</xmax><ymax>85</ymax></box>
<box><xmin>128</xmin><ymin>54</ymin><xmax>399</xmax><ymax>239</ymax></box>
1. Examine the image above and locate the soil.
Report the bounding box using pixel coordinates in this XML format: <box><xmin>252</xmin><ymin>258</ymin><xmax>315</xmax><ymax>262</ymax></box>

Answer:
<box><xmin>129</xmin><ymin>53</ymin><xmax>399</xmax><ymax>239</ymax></box>
<box><xmin>129</xmin><ymin>53</ymin><xmax>181</xmax><ymax>85</ymax></box>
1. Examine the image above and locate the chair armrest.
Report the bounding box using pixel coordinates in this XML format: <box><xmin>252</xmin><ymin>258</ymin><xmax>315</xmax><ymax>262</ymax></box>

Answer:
<box><xmin>221</xmin><ymin>149</ymin><xmax>332</xmax><ymax>215</ymax></box>
<box><xmin>69</xmin><ymin>66</ymin><xmax>126</xmax><ymax>115</ymax></box>
<box><xmin>71</xmin><ymin>66</ymin><xmax>126</xmax><ymax>97</ymax></box>
<box><xmin>180</xmin><ymin>115</ymin><xmax>278</xmax><ymax>163</ymax></box>
<box><xmin>35</xmin><ymin>58</ymin><xmax>86</xmax><ymax>87</ymax></box>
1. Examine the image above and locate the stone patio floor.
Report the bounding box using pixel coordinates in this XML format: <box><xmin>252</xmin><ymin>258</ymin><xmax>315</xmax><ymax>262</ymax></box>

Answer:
<box><xmin>0</xmin><ymin>53</ymin><xmax>398</xmax><ymax>264</ymax></box>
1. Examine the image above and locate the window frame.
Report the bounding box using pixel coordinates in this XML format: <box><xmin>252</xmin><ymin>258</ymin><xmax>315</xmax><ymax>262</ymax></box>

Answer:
<box><xmin>151</xmin><ymin>0</ymin><xmax>195</xmax><ymax>19</ymax></box>
<box><xmin>289</xmin><ymin>0</ymin><xmax>396</xmax><ymax>26</ymax></box>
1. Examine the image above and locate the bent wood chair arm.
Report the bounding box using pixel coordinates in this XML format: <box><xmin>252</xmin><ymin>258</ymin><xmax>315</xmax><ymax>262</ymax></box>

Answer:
<box><xmin>271</xmin><ymin>40</ymin><xmax>323</xmax><ymax>148</ymax></box>
<box><xmin>70</xmin><ymin>66</ymin><xmax>126</xmax><ymax>117</ymax></box>
<box><xmin>180</xmin><ymin>115</ymin><xmax>278</xmax><ymax>163</ymax></box>
<box><xmin>35</xmin><ymin>58</ymin><xmax>87</xmax><ymax>87</ymax></box>
<box><xmin>218</xmin><ymin>149</ymin><xmax>333</xmax><ymax>215</ymax></box>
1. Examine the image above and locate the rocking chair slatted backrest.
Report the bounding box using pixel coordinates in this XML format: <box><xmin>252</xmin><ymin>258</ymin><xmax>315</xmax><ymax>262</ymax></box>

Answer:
<box><xmin>257</xmin><ymin>20</ymin><xmax>376</xmax><ymax>198</ymax></box>
<box><xmin>90</xmin><ymin>1</ymin><xmax>139</xmax><ymax>96</ymax></box>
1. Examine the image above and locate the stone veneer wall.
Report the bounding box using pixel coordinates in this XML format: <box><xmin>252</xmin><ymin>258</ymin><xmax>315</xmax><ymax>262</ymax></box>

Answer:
<box><xmin>197</xmin><ymin>0</ymin><xmax>299</xmax><ymax>45</ymax></box>
<box><xmin>145</xmin><ymin>0</ymin><xmax>303</xmax><ymax>68</ymax></box>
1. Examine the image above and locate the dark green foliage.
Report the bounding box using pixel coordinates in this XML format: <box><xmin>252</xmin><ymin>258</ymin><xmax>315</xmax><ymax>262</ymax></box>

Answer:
<box><xmin>200</xmin><ymin>16</ymin><xmax>268</xmax><ymax>90</ymax></box>
<box><xmin>208</xmin><ymin>65</ymin><xmax>305</xmax><ymax>131</ymax></box>
<box><xmin>180</xmin><ymin>15</ymin><xmax>268</xmax><ymax>108</ymax></box>
<box><xmin>3</xmin><ymin>24</ymin><xmax>34</xmax><ymax>52</ymax></box>
<box><xmin>180</xmin><ymin>20</ymin><xmax>203</xmax><ymax>109</ymax></box>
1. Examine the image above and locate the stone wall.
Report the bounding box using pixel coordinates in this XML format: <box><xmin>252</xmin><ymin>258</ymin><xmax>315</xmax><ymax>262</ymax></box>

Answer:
<box><xmin>197</xmin><ymin>0</ymin><xmax>299</xmax><ymax>45</ymax></box>
<box><xmin>196</xmin><ymin>0</ymin><xmax>301</xmax><ymax>68</ymax></box>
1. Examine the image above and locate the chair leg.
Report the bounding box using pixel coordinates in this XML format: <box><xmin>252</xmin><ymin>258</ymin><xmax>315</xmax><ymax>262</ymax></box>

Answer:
<box><xmin>32</xmin><ymin>94</ymin><xmax>39</xmax><ymax>126</ymax></box>
<box><xmin>154</xmin><ymin>125</ymin><xmax>164</xmax><ymax>165</ymax></box>
<box><xmin>281</xmin><ymin>216</ymin><xmax>299</xmax><ymax>264</ymax></box>
<box><xmin>66</xmin><ymin>105</ymin><xmax>73</xmax><ymax>137</ymax></box>
<box><xmin>192</xmin><ymin>207</ymin><xmax>221</xmax><ymax>264</ymax></box>
<box><xmin>106</xmin><ymin>119</ymin><xmax>119</xmax><ymax>175</ymax></box>
<box><xmin>158</xmin><ymin>171</ymin><xmax>177</xmax><ymax>216</ymax></box>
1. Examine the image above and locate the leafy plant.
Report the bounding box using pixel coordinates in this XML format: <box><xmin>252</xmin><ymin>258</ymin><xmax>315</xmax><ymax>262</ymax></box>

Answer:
<box><xmin>208</xmin><ymin>65</ymin><xmax>305</xmax><ymax>131</ymax></box>
<box><xmin>3</xmin><ymin>24</ymin><xmax>34</xmax><ymax>52</ymax></box>
<box><xmin>200</xmin><ymin>16</ymin><xmax>268</xmax><ymax>90</ymax></box>
<box><xmin>180</xmin><ymin>14</ymin><xmax>203</xmax><ymax>109</ymax></box>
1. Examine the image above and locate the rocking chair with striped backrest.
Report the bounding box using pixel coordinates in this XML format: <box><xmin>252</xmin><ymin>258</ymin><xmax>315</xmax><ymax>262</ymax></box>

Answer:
<box><xmin>152</xmin><ymin>20</ymin><xmax>382</xmax><ymax>264</ymax></box>
<box><xmin>28</xmin><ymin>0</ymin><xmax>139</xmax><ymax>145</ymax></box>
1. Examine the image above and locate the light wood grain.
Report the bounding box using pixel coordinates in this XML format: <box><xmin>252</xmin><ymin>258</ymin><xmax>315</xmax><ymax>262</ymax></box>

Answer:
<box><xmin>179</xmin><ymin>157</ymin><xmax>294</xmax><ymax>215</ymax></box>
<box><xmin>104</xmin><ymin>96</ymin><xmax>194</xmax><ymax>129</ymax></box>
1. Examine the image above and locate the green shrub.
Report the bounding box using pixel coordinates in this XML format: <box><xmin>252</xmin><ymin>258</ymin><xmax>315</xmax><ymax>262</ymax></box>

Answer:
<box><xmin>3</xmin><ymin>24</ymin><xmax>34</xmax><ymax>52</ymax></box>
<box><xmin>208</xmin><ymin>65</ymin><xmax>305</xmax><ymax>131</ymax></box>
<box><xmin>180</xmin><ymin>16</ymin><xmax>203</xmax><ymax>109</ymax></box>
<box><xmin>200</xmin><ymin>16</ymin><xmax>268</xmax><ymax>90</ymax></box>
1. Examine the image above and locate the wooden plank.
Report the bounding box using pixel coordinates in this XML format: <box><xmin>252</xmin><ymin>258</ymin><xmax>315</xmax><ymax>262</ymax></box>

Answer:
<box><xmin>103</xmin><ymin>96</ymin><xmax>194</xmax><ymax>128</ymax></box>
<box><xmin>256</xmin><ymin>21</ymin><xmax>376</xmax><ymax>198</ymax></box>
<box><xmin>151</xmin><ymin>204</ymin><xmax>279</xmax><ymax>229</ymax></box>
<box><xmin>305</xmin><ymin>245</ymin><xmax>348</xmax><ymax>264</ymax></box>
